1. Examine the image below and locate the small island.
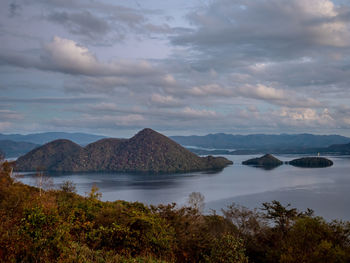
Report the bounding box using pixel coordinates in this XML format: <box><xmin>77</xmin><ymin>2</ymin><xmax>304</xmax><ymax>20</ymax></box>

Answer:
<box><xmin>288</xmin><ymin>157</ymin><xmax>333</xmax><ymax>168</ymax></box>
<box><xmin>15</xmin><ymin>128</ymin><xmax>233</xmax><ymax>173</ymax></box>
<box><xmin>242</xmin><ymin>154</ymin><xmax>283</xmax><ymax>168</ymax></box>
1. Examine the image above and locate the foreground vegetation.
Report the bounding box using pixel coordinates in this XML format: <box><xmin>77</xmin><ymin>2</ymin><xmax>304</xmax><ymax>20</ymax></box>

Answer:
<box><xmin>1</xmin><ymin>162</ymin><xmax>350</xmax><ymax>262</ymax></box>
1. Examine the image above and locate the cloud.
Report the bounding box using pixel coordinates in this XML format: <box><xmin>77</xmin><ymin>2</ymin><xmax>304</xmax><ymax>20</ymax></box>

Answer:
<box><xmin>279</xmin><ymin>107</ymin><xmax>335</xmax><ymax>126</ymax></box>
<box><xmin>43</xmin><ymin>36</ymin><xmax>156</xmax><ymax>76</ymax></box>
<box><xmin>237</xmin><ymin>84</ymin><xmax>285</xmax><ymax>100</ymax></box>
<box><xmin>150</xmin><ymin>94</ymin><xmax>182</xmax><ymax>107</ymax></box>
<box><xmin>0</xmin><ymin>96</ymin><xmax>100</xmax><ymax>104</ymax></box>
<box><xmin>0</xmin><ymin>109</ymin><xmax>23</xmax><ymax>120</ymax></box>
<box><xmin>9</xmin><ymin>2</ymin><xmax>21</xmax><ymax>17</ymax></box>
<box><xmin>180</xmin><ymin>107</ymin><xmax>217</xmax><ymax>119</ymax></box>
<box><xmin>0</xmin><ymin>36</ymin><xmax>158</xmax><ymax>78</ymax></box>
<box><xmin>187</xmin><ymin>84</ymin><xmax>234</xmax><ymax>97</ymax></box>
<box><xmin>50</xmin><ymin>114</ymin><xmax>146</xmax><ymax>130</ymax></box>
<box><xmin>173</xmin><ymin>0</ymin><xmax>350</xmax><ymax>63</ymax></box>
<box><xmin>235</xmin><ymin>84</ymin><xmax>322</xmax><ymax>108</ymax></box>
<box><xmin>47</xmin><ymin>11</ymin><xmax>110</xmax><ymax>39</ymax></box>
<box><xmin>1</xmin><ymin>0</ymin><xmax>350</xmax><ymax>136</ymax></box>
<box><xmin>38</xmin><ymin>0</ymin><xmax>175</xmax><ymax>43</ymax></box>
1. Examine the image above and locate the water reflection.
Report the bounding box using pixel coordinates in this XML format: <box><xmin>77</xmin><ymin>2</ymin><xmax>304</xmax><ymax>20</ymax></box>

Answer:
<box><xmin>243</xmin><ymin>164</ymin><xmax>282</xmax><ymax>171</ymax></box>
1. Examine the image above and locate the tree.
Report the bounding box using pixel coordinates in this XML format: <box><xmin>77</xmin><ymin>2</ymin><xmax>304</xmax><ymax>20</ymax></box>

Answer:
<box><xmin>222</xmin><ymin>202</ymin><xmax>265</xmax><ymax>237</ymax></box>
<box><xmin>0</xmin><ymin>151</ymin><xmax>4</xmax><ymax>164</ymax></box>
<box><xmin>261</xmin><ymin>200</ymin><xmax>297</xmax><ymax>234</ymax></box>
<box><xmin>60</xmin><ymin>180</ymin><xmax>77</xmax><ymax>194</ymax></box>
<box><xmin>187</xmin><ymin>192</ymin><xmax>205</xmax><ymax>213</ymax></box>
<box><xmin>35</xmin><ymin>170</ymin><xmax>53</xmax><ymax>197</ymax></box>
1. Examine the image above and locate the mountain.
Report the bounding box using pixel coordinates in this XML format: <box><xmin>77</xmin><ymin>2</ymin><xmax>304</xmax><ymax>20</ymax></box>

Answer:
<box><xmin>171</xmin><ymin>133</ymin><xmax>350</xmax><ymax>150</ymax></box>
<box><xmin>15</xmin><ymin>128</ymin><xmax>233</xmax><ymax>173</ymax></box>
<box><xmin>0</xmin><ymin>132</ymin><xmax>105</xmax><ymax>145</ymax></box>
<box><xmin>188</xmin><ymin>142</ymin><xmax>350</xmax><ymax>156</ymax></box>
<box><xmin>0</xmin><ymin>140</ymin><xmax>39</xmax><ymax>158</ymax></box>
<box><xmin>323</xmin><ymin>143</ymin><xmax>350</xmax><ymax>154</ymax></box>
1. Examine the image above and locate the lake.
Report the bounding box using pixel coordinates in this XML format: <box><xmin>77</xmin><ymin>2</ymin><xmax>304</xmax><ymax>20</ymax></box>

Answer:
<box><xmin>16</xmin><ymin>154</ymin><xmax>350</xmax><ymax>221</ymax></box>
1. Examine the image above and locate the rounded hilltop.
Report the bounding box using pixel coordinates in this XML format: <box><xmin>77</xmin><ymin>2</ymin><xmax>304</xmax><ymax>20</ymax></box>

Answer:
<box><xmin>15</xmin><ymin>128</ymin><xmax>233</xmax><ymax>173</ymax></box>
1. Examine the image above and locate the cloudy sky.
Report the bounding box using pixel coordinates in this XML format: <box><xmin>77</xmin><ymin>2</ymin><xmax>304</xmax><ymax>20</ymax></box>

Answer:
<box><xmin>1</xmin><ymin>0</ymin><xmax>350</xmax><ymax>137</ymax></box>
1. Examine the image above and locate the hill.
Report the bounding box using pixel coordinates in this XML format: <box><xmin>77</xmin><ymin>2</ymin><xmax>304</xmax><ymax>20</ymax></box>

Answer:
<box><xmin>0</xmin><ymin>132</ymin><xmax>105</xmax><ymax>145</ymax></box>
<box><xmin>171</xmin><ymin>133</ymin><xmax>350</xmax><ymax>150</ymax></box>
<box><xmin>15</xmin><ymin>139</ymin><xmax>84</xmax><ymax>171</ymax></box>
<box><xmin>15</xmin><ymin>128</ymin><xmax>233</xmax><ymax>173</ymax></box>
<box><xmin>0</xmin><ymin>140</ymin><xmax>39</xmax><ymax>158</ymax></box>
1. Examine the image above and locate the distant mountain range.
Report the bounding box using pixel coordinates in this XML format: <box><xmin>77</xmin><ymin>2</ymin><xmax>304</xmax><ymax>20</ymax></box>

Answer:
<box><xmin>171</xmin><ymin>133</ymin><xmax>350</xmax><ymax>150</ymax></box>
<box><xmin>15</xmin><ymin>128</ymin><xmax>233</xmax><ymax>173</ymax></box>
<box><xmin>0</xmin><ymin>132</ymin><xmax>105</xmax><ymax>145</ymax></box>
<box><xmin>188</xmin><ymin>142</ymin><xmax>350</xmax><ymax>156</ymax></box>
<box><xmin>0</xmin><ymin>140</ymin><xmax>39</xmax><ymax>158</ymax></box>
<box><xmin>325</xmin><ymin>143</ymin><xmax>350</xmax><ymax>154</ymax></box>
<box><xmin>2</xmin><ymin>131</ymin><xmax>350</xmax><ymax>158</ymax></box>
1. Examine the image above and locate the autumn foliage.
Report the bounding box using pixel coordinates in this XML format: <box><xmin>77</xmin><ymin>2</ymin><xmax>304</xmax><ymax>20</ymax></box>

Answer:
<box><xmin>1</xmin><ymin>162</ymin><xmax>350</xmax><ymax>262</ymax></box>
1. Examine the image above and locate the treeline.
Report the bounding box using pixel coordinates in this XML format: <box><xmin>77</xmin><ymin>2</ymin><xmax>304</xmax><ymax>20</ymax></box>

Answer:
<box><xmin>1</xmin><ymin>162</ymin><xmax>350</xmax><ymax>262</ymax></box>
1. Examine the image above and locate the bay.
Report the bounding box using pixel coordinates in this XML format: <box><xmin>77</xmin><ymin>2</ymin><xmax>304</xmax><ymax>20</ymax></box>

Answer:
<box><xmin>16</xmin><ymin>154</ymin><xmax>350</xmax><ymax>221</ymax></box>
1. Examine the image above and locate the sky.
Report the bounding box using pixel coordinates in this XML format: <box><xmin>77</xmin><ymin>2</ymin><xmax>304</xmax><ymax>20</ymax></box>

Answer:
<box><xmin>1</xmin><ymin>0</ymin><xmax>350</xmax><ymax>137</ymax></box>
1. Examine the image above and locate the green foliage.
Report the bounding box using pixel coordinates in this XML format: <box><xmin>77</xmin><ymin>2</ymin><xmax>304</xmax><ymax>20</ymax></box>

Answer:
<box><xmin>206</xmin><ymin>234</ymin><xmax>248</xmax><ymax>263</ymax></box>
<box><xmin>60</xmin><ymin>180</ymin><xmax>77</xmax><ymax>193</ymax></box>
<box><xmin>279</xmin><ymin>217</ymin><xmax>350</xmax><ymax>263</ymax></box>
<box><xmin>261</xmin><ymin>200</ymin><xmax>298</xmax><ymax>233</ymax></box>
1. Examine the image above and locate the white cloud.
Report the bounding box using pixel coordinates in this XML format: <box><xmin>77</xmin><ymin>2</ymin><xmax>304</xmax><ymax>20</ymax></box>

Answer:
<box><xmin>237</xmin><ymin>84</ymin><xmax>286</xmax><ymax>100</ymax></box>
<box><xmin>188</xmin><ymin>84</ymin><xmax>233</xmax><ymax>97</ymax></box>
<box><xmin>236</xmin><ymin>84</ymin><xmax>322</xmax><ymax>108</ymax></box>
<box><xmin>43</xmin><ymin>36</ymin><xmax>155</xmax><ymax>76</ymax></box>
<box><xmin>0</xmin><ymin>109</ymin><xmax>23</xmax><ymax>120</ymax></box>
<box><xmin>279</xmin><ymin>107</ymin><xmax>334</xmax><ymax>126</ymax></box>
<box><xmin>150</xmin><ymin>94</ymin><xmax>181</xmax><ymax>107</ymax></box>
<box><xmin>44</xmin><ymin>36</ymin><xmax>99</xmax><ymax>75</ymax></box>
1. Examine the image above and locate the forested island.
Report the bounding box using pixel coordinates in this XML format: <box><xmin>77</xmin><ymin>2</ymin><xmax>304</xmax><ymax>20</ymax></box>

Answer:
<box><xmin>288</xmin><ymin>157</ymin><xmax>334</xmax><ymax>168</ymax></box>
<box><xmin>1</xmin><ymin>162</ymin><xmax>350</xmax><ymax>262</ymax></box>
<box><xmin>15</xmin><ymin>128</ymin><xmax>232</xmax><ymax>173</ymax></box>
<box><xmin>242</xmin><ymin>154</ymin><xmax>283</xmax><ymax>168</ymax></box>
<box><xmin>242</xmin><ymin>155</ymin><xmax>333</xmax><ymax>169</ymax></box>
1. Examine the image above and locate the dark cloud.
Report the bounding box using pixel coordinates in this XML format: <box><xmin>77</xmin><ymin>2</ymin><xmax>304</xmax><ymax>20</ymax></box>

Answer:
<box><xmin>9</xmin><ymin>2</ymin><xmax>21</xmax><ymax>17</ymax></box>
<box><xmin>47</xmin><ymin>11</ymin><xmax>110</xmax><ymax>38</ymax></box>
<box><xmin>37</xmin><ymin>0</ymin><xmax>174</xmax><ymax>43</ymax></box>
<box><xmin>172</xmin><ymin>0</ymin><xmax>350</xmax><ymax>69</ymax></box>
<box><xmin>0</xmin><ymin>96</ymin><xmax>100</xmax><ymax>104</ymax></box>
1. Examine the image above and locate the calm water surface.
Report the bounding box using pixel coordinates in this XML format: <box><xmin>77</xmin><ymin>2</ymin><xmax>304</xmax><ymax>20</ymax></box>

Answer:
<box><xmin>17</xmin><ymin>154</ymin><xmax>350</xmax><ymax>221</ymax></box>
